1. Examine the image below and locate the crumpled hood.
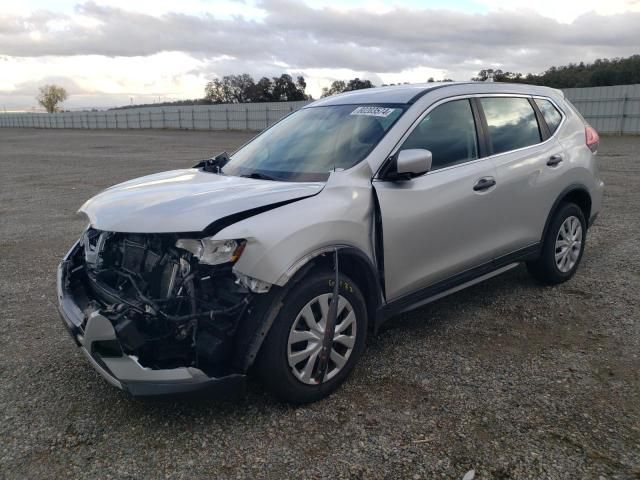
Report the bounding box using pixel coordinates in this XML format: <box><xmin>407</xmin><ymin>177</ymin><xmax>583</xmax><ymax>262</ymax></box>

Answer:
<box><xmin>80</xmin><ymin>168</ymin><xmax>325</xmax><ymax>233</ymax></box>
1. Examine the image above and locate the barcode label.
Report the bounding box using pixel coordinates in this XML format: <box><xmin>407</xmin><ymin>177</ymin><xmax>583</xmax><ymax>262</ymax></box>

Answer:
<box><xmin>350</xmin><ymin>106</ymin><xmax>396</xmax><ymax>118</ymax></box>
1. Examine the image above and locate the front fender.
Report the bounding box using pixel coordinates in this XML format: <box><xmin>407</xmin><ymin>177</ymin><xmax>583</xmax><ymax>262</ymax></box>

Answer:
<box><xmin>213</xmin><ymin>168</ymin><xmax>376</xmax><ymax>287</ymax></box>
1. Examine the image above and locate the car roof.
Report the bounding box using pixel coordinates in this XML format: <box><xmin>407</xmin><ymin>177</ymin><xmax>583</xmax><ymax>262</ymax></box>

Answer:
<box><xmin>307</xmin><ymin>81</ymin><xmax>564</xmax><ymax>107</ymax></box>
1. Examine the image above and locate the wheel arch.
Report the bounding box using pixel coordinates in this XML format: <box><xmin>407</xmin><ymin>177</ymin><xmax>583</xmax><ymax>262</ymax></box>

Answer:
<box><xmin>541</xmin><ymin>184</ymin><xmax>592</xmax><ymax>244</ymax></box>
<box><xmin>234</xmin><ymin>245</ymin><xmax>383</xmax><ymax>372</ymax></box>
<box><xmin>303</xmin><ymin>246</ymin><xmax>384</xmax><ymax>333</ymax></box>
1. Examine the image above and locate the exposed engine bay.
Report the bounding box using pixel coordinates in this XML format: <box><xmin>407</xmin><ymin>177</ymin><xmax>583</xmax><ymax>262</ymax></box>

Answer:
<box><xmin>67</xmin><ymin>228</ymin><xmax>253</xmax><ymax>375</ymax></box>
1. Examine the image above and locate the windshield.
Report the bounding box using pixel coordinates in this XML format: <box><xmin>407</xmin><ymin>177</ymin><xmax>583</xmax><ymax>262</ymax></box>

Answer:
<box><xmin>221</xmin><ymin>104</ymin><xmax>405</xmax><ymax>182</ymax></box>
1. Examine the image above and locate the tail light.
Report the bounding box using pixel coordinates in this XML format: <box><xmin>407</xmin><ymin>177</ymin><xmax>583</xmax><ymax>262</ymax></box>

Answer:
<box><xmin>585</xmin><ymin>125</ymin><xmax>599</xmax><ymax>153</ymax></box>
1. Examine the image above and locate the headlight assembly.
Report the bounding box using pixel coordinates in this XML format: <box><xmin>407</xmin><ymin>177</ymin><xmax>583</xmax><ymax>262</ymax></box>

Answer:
<box><xmin>176</xmin><ymin>238</ymin><xmax>246</xmax><ymax>265</ymax></box>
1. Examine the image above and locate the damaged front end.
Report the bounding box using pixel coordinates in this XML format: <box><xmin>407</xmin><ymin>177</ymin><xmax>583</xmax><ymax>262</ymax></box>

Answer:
<box><xmin>57</xmin><ymin>228</ymin><xmax>266</xmax><ymax>396</ymax></box>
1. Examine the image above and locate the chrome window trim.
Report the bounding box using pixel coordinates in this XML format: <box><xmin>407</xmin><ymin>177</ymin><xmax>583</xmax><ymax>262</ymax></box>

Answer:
<box><xmin>375</xmin><ymin>93</ymin><xmax>567</xmax><ymax>179</ymax></box>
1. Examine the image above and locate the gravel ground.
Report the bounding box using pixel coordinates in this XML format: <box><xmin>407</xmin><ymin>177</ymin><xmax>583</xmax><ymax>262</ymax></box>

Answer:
<box><xmin>0</xmin><ymin>129</ymin><xmax>638</xmax><ymax>480</ymax></box>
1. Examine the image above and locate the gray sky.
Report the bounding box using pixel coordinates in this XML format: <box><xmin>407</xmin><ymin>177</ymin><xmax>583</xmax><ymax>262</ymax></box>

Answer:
<box><xmin>1</xmin><ymin>0</ymin><xmax>639</xmax><ymax>111</ymax></box>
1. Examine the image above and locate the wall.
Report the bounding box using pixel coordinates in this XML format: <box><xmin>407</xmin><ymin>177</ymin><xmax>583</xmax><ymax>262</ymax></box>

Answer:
<box><xmin>563</xmin><ymin>84</ymin><xmax>640</xmax><ymax>134</ymax></box>
<box><xmin>0</xmin><ymin>100</ymin><xmax>312</xmax><ymax>131</ymax></box>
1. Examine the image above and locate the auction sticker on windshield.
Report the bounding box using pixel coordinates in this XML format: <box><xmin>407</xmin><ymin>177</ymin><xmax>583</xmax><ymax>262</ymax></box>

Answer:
<box><xmin>350</xmin><ymin>106</ymin><xmax>397</xmax><ymax>117</ymax></box>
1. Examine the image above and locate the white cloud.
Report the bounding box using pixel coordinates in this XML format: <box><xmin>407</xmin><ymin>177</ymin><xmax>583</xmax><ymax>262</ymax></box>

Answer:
<box><xmin>477</xmin><ymin>0</ymin><xmax>640</xmax><ymax>23</ymax></box>
<box><xmin>0</xmin><ymin>53</ymin><xmax>207</xmax><ymax>109</ymax></box>
<box><xmin>4</xmin><ymin>0</ymin><xmax>267</xmax><ymax>19</ymax></box>
<box><xmin>0</xmin><ymin>0</ymin><xmax>639</xmax><ymax>109</ymax></box>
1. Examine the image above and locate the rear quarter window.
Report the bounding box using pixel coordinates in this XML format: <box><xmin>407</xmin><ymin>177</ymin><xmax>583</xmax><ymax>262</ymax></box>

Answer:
<box><xmin>534</xmin><ymin>98</ymin><xmax>563</xmax><ymax>134</ymax></box>
<box><xmin>480</xmin><ymin>97</ymin><xmax>541</xmax><ymax>155</ymax></box>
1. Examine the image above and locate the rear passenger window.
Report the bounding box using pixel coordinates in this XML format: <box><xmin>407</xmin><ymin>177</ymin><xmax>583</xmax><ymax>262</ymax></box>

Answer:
<box><xmin>401</xmin><ymin>99</ymin><xmax>478</xmax><ymax>170</ymax></box>
<box><xmin>534</xmin><ymin>98</ymin><xmax>563</xmax><ymax>133</ymax></box>
<box><xmin>480</xmin><ymin>97</ymin><xmax>541</xmax><ymax>155</ymax></box>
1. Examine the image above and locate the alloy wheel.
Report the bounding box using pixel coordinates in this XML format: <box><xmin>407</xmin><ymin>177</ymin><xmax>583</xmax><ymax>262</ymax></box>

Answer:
<box><xmin>555</xmin><ymin>215</ymin><xmax>582</xmax><ymax>273</ymax></box>
<box><xmin>287</xmin><ymin>293</ymin><xmax>357</xmax><ymax>385</ymax></box>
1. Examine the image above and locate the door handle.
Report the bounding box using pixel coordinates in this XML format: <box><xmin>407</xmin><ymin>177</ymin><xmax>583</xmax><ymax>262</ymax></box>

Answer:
<box><xmin>547</xmin><ymin>154</ymin><xmax>563</xmax><ymax>167</ymax></box>
<box><xmin>473</xmin><ymin>177</ymin><xmax>496</xmax><ymax>191</ymax></box>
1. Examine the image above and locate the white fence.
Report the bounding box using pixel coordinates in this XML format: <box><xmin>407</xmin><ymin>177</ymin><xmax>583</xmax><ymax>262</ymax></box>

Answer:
<box><xmin>0</xmin><ymin>100</ymin><xmax>312</xmax><ymax>131</ymax></box>
<box><xmin>1</xmin><ymin>85</ymin><xmax>640</xmax><ymax>134</ymax></box>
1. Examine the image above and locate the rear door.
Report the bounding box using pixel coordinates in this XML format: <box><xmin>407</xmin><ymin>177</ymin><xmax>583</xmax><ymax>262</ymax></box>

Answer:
<box><xmin>373</xmin><ymin>98</ymin><xmax>502</xmax><ymax>301</ymax></box>
<box><xmin>477</xmin><ymin>96</ymin><xmax>567</xmax><ymax>255</ymax></box>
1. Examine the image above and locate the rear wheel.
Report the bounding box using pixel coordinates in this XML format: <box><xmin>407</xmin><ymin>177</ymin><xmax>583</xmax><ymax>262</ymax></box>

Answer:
<box><xmin>255</xmin><ymin>270</ymin><xmax>367</xmax><ymax>403</ymax></box>
<box><xmin>527</xmin><ymin>202</ymin><xmax>586</xmax><ymax>284</ymax></box>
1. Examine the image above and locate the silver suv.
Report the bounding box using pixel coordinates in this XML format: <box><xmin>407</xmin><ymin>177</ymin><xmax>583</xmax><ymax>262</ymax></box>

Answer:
<box><xmin>57</xmin><ymin>82</ymin><xmax>604</xmax><ymax>402</ymax></box>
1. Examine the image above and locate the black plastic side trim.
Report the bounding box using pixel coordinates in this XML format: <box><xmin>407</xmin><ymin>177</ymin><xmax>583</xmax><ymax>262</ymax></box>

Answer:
<box><xmin>470</xmin><ymin>98</ymin><xmax>491</xmax><ymax>158</ymax></box>
<box><xmin>371</xmin><ymin>190</ymin><xmax>387</xmax><ymax>298</ymax></box>
<box><xmin>337</xmin><ymin>246</ymin><xmax>384</xmax><ymax>317</ymax></box>
<box><xmin>376</xmin><ymin>243</ymin><xmax>540</xmax><ymax>327</ymax></box>
<box><xmin>529</xmin><ymin>97</ymin><xmax>551</xmax><ymax>141</ymax></box>
<box><xmin>234</xmin><ymin>263</ymin><xmax>315</xmax><ymax>372</ymax></box>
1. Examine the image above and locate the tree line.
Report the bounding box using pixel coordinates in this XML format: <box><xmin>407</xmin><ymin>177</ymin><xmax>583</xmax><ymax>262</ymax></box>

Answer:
<box><xmin>472</xmin><ymin>55</ymin><xmax>640</xmax><ymax>89</ymax></box>
<box><xmin>204</xmin><ymin>74</ymin><xmax>310</xmax><ymax>103</ymax></box>
<box><xmin>321</xmin><ymin>78</ymin><xmax>374</xmax><ymax>97</ymax></box>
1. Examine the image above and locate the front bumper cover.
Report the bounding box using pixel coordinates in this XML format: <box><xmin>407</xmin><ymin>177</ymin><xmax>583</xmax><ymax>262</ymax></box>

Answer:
<box><xmin>57</xmin><ymin>241</ymin><xmax>246</xmax><ymax>396</ymax></box>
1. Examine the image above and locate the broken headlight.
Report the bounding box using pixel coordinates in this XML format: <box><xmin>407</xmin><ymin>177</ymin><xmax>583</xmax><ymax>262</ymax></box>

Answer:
<box><xmin>175</xmin><ymin>238</ymin><xmax>246</xmax><ymax>265</ymax></box>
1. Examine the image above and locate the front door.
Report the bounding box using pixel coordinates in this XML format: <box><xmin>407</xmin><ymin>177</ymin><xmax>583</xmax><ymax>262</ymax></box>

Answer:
<box><xmin>373</xmin><ymin>98</ymin><xmax>502</xmax><ymax>301</ymax></box>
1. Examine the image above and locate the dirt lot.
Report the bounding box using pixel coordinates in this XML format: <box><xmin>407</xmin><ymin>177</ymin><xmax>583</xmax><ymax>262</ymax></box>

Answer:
<box><xmin>0</xmin><ymin>129</ymin><xmax>638</xmax><ymax>480</ymax></box>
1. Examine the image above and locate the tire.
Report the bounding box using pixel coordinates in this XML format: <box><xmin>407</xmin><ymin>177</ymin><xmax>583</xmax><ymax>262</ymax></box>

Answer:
<box><xmin>255</xmin><ymin>269</ymin><xmax>367</xmax><ymax>403</ymax></box>
<box><xmin>527</xmin><ymin>202</ymin><xmax>587</xmax><ymax>285</ymax></box>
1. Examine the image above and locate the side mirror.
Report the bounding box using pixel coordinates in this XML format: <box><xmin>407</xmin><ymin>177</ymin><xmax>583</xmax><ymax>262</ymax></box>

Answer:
<box><xmin>396</xmin><ymin>149</ymin><xmax>432</xmax><ymax>177</ymax></box>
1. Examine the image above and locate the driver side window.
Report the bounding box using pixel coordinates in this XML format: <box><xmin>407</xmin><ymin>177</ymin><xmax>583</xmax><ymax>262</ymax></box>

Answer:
<box><xmin>401</xmin><ymin>99</ymin><xmax>479</xmax><ymax>170</ymax></box>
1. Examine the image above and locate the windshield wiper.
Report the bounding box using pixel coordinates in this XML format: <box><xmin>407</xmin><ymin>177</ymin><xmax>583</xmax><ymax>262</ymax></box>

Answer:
<box><xmin>240</xmin><ymin>172</ymin><xmax>282</xmax><ymax>181</ymax></box>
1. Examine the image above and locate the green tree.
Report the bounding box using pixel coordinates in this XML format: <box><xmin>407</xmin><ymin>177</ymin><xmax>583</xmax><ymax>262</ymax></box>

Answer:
<box><xmin>321</xmin><ymin>78</ymin><xmax>375</xmax><ymax>97</ymax></box>
<box><xmin>204</xmin><ymin>78</ymin><xmax>233</xmax><ymax>103</ymax></box>
<box><xmin>321</xmin><ymin>80</ymin><xmax>346</xmax><ymax>97</ymax></box>
<box><xmin>206</xmin><ymin>73</ymin><xmax>308</xmax><ymax>103</ymax></box>
<box><xmin>295</xmin><ymin>76</ymin><xmax>307</xmax><ymax>96</ymax></box>
<box><xmin>345</xmin><ymin>78</ymin><xmax>374</xmax><ymax>91</ymax></box>
<box><xmin>253</xmin><ymin>77</ymin><xmax>274</xmax><ymax>102</ymax></box>
<box><xmin>227</xmin><ymin>74</ymin><xmax>256</xmax><ymax>103</ymax></box>
<box><xmin>37</xmin><ymin>85</ymin><xmax>68</xmax><ymax>113</ymax></box>
<box><xmin>271</xmin><ymin>74</ymin><xmax>308</xmax><ymax>101</ymax></box>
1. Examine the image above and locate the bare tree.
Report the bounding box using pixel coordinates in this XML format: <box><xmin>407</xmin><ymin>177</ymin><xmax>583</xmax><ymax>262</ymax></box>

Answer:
<box><xmin>37</xmin><ymin>85</ymin><xmax>68</xmax><ymax>113</ymax></box>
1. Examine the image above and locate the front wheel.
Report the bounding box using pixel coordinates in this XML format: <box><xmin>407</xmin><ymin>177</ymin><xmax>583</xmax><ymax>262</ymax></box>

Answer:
<box><xmin>527</xmin><ymin>202</ymin><xmax>587</xmax><ymax>284</ymax></box>
<box><xmin>255</xmin><ymin>270</ymin><xmax>367</xmax><ymax>403</ymax></box>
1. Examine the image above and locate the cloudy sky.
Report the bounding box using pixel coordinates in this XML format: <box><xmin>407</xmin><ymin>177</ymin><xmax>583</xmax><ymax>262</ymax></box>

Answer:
<box><xmin>1</xmin><ymin>0</ymin><xmax>639</xmax><ymax>111</ymax></box>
